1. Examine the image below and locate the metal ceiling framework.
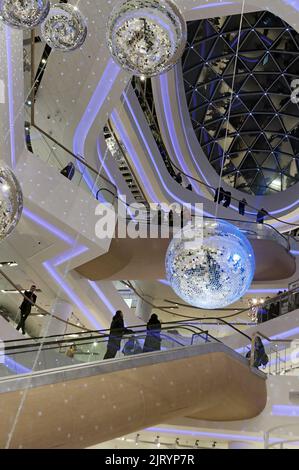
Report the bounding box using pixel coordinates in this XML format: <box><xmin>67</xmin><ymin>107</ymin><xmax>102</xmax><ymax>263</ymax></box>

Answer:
<box><xmin>182</xmin><ymin>10</ymin><xmax>299</xmax><ymax>196</ymax></box>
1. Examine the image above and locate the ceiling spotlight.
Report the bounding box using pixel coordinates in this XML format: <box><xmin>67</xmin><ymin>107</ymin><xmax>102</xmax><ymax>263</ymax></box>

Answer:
<box><xmin>140</xmin><ymin>75</ymin><xmax>146</xmax><ymax>82</ymax></box>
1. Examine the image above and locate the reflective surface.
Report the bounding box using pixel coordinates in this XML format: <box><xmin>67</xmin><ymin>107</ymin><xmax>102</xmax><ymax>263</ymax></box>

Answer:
<box><xmin>107</xmin><ymin>0</ymin><xmax>186</xmax><ymax>77</ymax></box>
<box><xmin>0</xmin><ymin>0</ymin><xmax>50</xmax><ymax>29</ymax></box>
<box><xmin>41</xmin><ymin>3</ymin><xmax>87</xmax><ymax>51</ymax></box>
<box><xmin>166</xmin><ymin>220</ymin><xmax>255</xmax><ymax>309</ymax></box>
<box><xmin>182</xmin><ymin>11</ymin><xmax>299</xmax><ymax>195</ymax></box>
<box><xmin>0</xmin><ymin>166</ymin><xmax>23</xmax><ymax>242</ymax></box>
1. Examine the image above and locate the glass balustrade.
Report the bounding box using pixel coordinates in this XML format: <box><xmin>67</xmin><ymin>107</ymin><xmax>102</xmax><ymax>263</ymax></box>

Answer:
<box><xmin>0</xmin><ymin>322</ymin><xmax>218</xmax><ymax>378</ymax></box>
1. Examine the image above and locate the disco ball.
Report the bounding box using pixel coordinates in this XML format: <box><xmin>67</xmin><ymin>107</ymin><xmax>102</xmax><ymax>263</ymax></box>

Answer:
<box><xmin>165</xmin><ymin>219</ymin><xmax>255</xmax><ymax>309</ymax></box>
<box><xmin>0</xmin><ymin>0</ymin><xmax>50</xmax><ymax>29</ymax></box>
<box><xmin>106</xmin><ymin>0</ymin><xmax>187</xmax><ymax>77</ymax></box>
<box><xmin>0</xmin><ymin>166</ymin><xmax>23</xmax><ymax>242</ymax></box>
<box><xmin>41</xmin><ymin>3</ymin><xmax>87</xmax><ymax>51</ymax></box>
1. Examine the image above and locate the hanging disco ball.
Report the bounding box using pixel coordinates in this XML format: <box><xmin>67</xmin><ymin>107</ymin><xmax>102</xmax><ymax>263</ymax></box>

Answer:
<box><xmin>41</xmin><ymin>3</ymin><xmax>87</xmax><ymax>51</ymax></box>
<box><xmin>0</xmin><ymin>166</ymin><xmax>23</xmax><ymax>242</ymax></box>
<box><xmin>165</xmin><ymin>219</ymin><xmax>255</xmax><ymax>309</ymax></box>
<box><xmin>0</xmin><ymin>0</ymin><xmax>50</xmax><ymax>29</ymax></box>
<box><xmin>106</xmin><ymin>0</ymin><xmax>187</xmax><ymax>77</ymax></box>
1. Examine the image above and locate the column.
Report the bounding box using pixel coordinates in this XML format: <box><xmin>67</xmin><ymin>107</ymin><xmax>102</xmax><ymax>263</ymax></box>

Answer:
<box><xmin>41</xmin><ymin>299</ymin><xmax>73</xmax><ymax>337</ymax></box>
<box><xmin>136</xmin><ymin>295</ymin><xmax>153</xmax><ymax>324</ymax></box>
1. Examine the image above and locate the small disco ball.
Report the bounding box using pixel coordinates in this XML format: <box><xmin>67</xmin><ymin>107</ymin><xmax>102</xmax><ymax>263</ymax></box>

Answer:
<box><xmin>0</xmin><ymin>166</ymin><xmax>23</xmax><ymax>242</ymax></box>
<box><xmin>41</xmin><ymin>3</ymin><xmax>87</xmax><ymax>51</ymax></box>
<box><xmin>106</xmin><ymin>0</ymin><xmax>187</xmax><ymax>77</ymax></box>
<box><xmin>165</xmin><ymin>219</ymin><xmax>255</xmax><ymax>309</ymax></box>
<box><xmin>0</xmin><ymin>0</ymin><xmax>50</xmax><ymax>29</ymax></box>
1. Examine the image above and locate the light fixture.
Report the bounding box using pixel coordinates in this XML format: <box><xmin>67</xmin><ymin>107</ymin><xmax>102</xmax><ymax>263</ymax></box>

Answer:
<box><xmin>165</xmin><ymin>219</ymin><xmax>255</xmax><ymax>309</ymax></box>
<box><xmin>0</xmin><ymin>166</ymin><xmax>23</xmax><ymax>242</ymax></box>
<box><xmin>41</xmin><ymin>3</ymin><xmax>87</xmax><ymax>51</ymax></box>
<box><xmin>155</xmin><ymin>435</ymin><xmax>161</xmax><ymax>448</ymax></box>
<box><xmin>0</xmin><ymin>0</ymin><xmax>50</xmax><ymax>29</ymax></box>
<box><xmin>106</xmin><ymin>0</ymin><xmax>187</xmax><ymax>77</ymax></box>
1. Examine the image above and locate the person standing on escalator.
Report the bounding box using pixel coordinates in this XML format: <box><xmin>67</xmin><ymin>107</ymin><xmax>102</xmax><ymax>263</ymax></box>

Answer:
<box><xmin>16</xmin><ymin>285</ymin><xmax>37</xmax><ymax>335</ymax></box>
<box><xmin>103</xmin><ymin>310</ymin><xmax>133</xmax><ymax>360</ymax></box>
<box><xmin>143</xmin><ymin>314</ymin><xmax>162</xmax><ymax>353</ymax></box>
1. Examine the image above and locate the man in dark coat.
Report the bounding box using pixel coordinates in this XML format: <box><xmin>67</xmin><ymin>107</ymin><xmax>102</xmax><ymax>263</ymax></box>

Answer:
<box><xmin>103</xmin><ymin>310</ymin><xmax>132</xmax><ymax>359</ymax></box>
<box><xmin>16</xmin><ymin>285</ymin><xmax>37</xmax><ymax>335</ymax></box>
<box><xmin>143</xmin><ymin>314</ymin><xmax>162</xmax><ymax>353</ymax></box>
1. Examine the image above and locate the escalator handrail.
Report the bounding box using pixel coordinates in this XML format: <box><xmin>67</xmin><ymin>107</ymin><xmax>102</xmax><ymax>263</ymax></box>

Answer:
<box><xmin>2</xmin><ymin>324</ymin><xmax>212</xmax><ymax>353</ymax></box>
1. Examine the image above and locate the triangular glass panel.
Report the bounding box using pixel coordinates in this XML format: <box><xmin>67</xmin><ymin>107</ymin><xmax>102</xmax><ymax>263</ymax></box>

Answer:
<box><xmin>241</xmin><ymin>31</ymin><xmax>267</xmax><ymax>51</ymax></box>
<box><xmin>274</xmin><ymin>32</ymin><xmax>298</xmax><ymax>52</ymax></box>
<box><xmin>240</xmin><ymin>115</ymin><xmax>260</xmax><ymax>132</ymax></box>
<box><xmin>255</xmin><ymin>12</ymin><xmax>285</xmax><ymax>29</ymax></box>
<box><xmin>253</xmin><ymin>134</ymin><xmax>272</xmax><ymax>151</ymax></box>
<box><xmin>183</xmin><ymin>49</ymin><xmax>202</xmax><ymax>70</ymax></box>
<box><xmin>276</xmin><ymin>154</ymin><xmax>294</xmax><ymax>171</ymax></box>
<box><xmin>187</xmin><ymin>21</ymin><xmax>200</xmax><ymax>44</ymax></box>
<box><xmin>241</xmin><ymin>76</ymin><xmax>264</xmax><ymax>93</ymax></box>
<box><xmin>263</xmin><ymin>154</ymin><xmax>281</xmax><ymax>171</ymax></box>
<box><xmin>252</xmin><ymin>151</ymin><xmax>269</xmax><ymax>166</ymax></box>
<box><xmin>280</xmin><ymin>115</ymin><xmax>299</xmax><ymax>133</ymax></box>
<box><xmin>253</xmin><ymin>53</ymin><xmax>281</xmax><ymax>73</ymax></box>
<box><xmin>264</xmin><ymin>117</ymin><xmax>285</xmax><ymax>133</ymax></box>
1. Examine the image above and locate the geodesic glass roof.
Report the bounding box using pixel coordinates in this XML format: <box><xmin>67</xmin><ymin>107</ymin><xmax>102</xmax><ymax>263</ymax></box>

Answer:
<box><xmin>182</xmin><ymin>11</ymin><xmax>299</xmax><ymax>195</ymax></box>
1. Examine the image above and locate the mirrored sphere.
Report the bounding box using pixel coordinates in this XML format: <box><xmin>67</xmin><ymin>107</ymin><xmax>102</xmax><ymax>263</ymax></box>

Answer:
<box><xmin>165</xmin><ymin>220</ymin><xmax>255</xmax><ymax>309</ymax></box>
<box><xmin>107</xmin><ymin>0</ymin><xmax>187</xmax><ymax>77</ymax></box>
<box><xmin>41</xmin><ymin>3</ymin><xmax>87</xmax><ymax>51</ymax></box>
<box><xmin>0</xmin><ymin>0</ymin><xmax>50</xmax><ymax>29</ymax></box>
<box><xmin>0</xmin><ymin>166</ymin><xmax>23</xmax><ymax>242</ymax></box>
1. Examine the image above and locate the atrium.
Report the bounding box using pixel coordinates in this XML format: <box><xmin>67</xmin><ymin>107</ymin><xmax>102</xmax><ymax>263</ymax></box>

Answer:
<box><xmin>1</xmin><ymin>0</ymin><xmax>299</xmax><ymax>451</ymax></box>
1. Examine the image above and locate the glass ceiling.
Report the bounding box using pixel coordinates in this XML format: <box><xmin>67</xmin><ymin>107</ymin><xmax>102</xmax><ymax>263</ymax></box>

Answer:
<box><xmin>182</xmin><ymin>11</ymin><xmax>299</xmax><ymax>195</ymax></box>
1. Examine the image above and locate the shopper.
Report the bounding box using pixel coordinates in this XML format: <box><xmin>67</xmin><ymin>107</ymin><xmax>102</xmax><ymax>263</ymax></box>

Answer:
<box><xmin>16</xmin><ymin>285</ymin><xmax>37</xmax><ymax>335</ymax></box>
<box><xmin>103</xmin><ymin>310</ymin><xmax>133</xmax><ymax>360</ymax></box>
<box><xmin>60</xmin><ymin>162</ymin><xmax>75</xmax><ymax>180</ymax></box>
<box><xmin>143</xmin><ymin>314</ymin><xmax>162</xmax><ymax>353</ymax></box>
<box><xmin>223</xmin><ymin>191</ymin><xmax>232</xmax><ymax>208</ymax></box>
<box><xmin>175</xmin><ymin>172</ymin><xmax>183</xmax><ymax>185</ymax></box>
<box><xmin>214</xmin><ymin>187</ymin><xmax>225</xmax><ymax>204</ymax></box>
<box><xmin>253</xmin><ymin>336</ymin><xmax>269</xmax><ymax>368</ymax></box>
<box><xmin>239</xmin><ymin>198</ymin><xmax>247</xmax><ymax>216</ymax></box>
<box><xmin>122</xmin><ymin>335</ymin><xmax>143</xmax><ymax>356</ymax></box>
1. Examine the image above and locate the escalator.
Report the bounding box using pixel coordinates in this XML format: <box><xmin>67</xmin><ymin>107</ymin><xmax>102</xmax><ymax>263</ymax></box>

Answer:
<box><xmin>0</xmin><ymin>321</ymin><xmax>267</xmax><ymax>449</ymax></box>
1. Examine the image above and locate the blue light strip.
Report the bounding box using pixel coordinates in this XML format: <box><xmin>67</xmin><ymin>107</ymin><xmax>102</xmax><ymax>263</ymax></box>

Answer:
<box><xmin>23</xmin><ymin>208</ymin><xmax>76</xmax><ymax>246</ymax></box>
<box><xmin>146</xmin><ymin>426</ymin><xmax>278</xmax><ymax>443</ymax></box>
<box><xmin>4</xmin><ymin>356</ymin><xmax>32</xmax><ymax>375</ymax></box>
<box><xmin>272</xmin><ymin>405</ymin><xmax>299</xmax><ymax>416</ymax></box>
<box><xmin>88</xmin><ymin>281</ymin><xmax>115</xmax><ymax>316</ymax></box>
<box><xmin>192</xmin><ymin>2</ymin><xmax>235</xmax><ymax>10</ymax></box>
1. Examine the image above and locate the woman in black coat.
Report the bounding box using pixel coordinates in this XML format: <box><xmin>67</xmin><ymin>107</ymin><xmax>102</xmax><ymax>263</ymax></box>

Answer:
<box><xmin>104</xmin><ymin>310</ymin><xmax>132</xmax><ymax>359</ymax></box>
<box><xmin>143</xmin><ymin>314</ymin><xmax>162</xmax><ymax>353</ymax></box>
